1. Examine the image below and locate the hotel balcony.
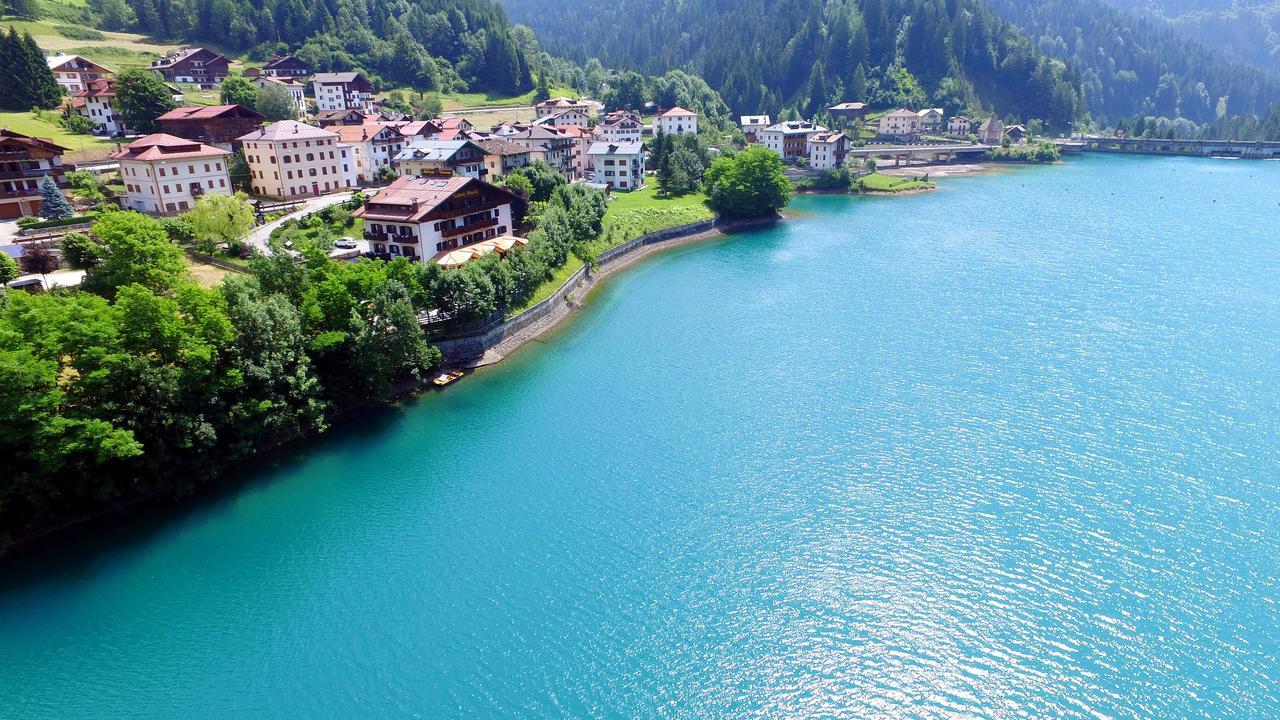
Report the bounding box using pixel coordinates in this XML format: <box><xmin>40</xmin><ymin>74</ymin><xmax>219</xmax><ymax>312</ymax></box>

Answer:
<box><xmin>440</xmin><ymin>216</ymin><xmax>498</xmax><ymax>239</ymax></box>
<box><xmin>366</xmin><ymin>230</ymin><xmax>419</xmax><ymax>244</ymax></box>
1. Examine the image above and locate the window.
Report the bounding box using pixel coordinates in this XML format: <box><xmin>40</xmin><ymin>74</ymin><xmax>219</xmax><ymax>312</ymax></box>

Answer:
<box><xmin>162</xmin><ymin>184</ymin><xmax>169</xmax><ymax>193</ymax></box>
<box><xmin>188</xmin><ymin>165</ymin><xmax>195</xmax><ymax>173</ymax></box>
<box><xmin>306</xmin><ymin>153</ymin><xmax>314</xmax><ymax>161</ymax></box>
<box><xmin>204</xmin><ymin>164</ymin><xmax>210</xmax><ymax>172</ymax></box>
<box><xmin>158</xmin><ymin>167</ymin><xmax>166</xmax><ymax>176</ymax></box>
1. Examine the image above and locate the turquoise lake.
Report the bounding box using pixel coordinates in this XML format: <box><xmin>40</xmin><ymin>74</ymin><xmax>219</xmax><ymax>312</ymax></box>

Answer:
<box><xmin>3</xmin><ymin>155</ymin><xmax>1280</xmax><ymax>718</ymax></box>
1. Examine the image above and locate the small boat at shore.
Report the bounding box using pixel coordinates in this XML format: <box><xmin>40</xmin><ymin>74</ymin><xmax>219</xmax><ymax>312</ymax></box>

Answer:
<box><xmin>432</xmin><ymin>370</ymin><xmax>465</xmax><ymax>387</ymax></box>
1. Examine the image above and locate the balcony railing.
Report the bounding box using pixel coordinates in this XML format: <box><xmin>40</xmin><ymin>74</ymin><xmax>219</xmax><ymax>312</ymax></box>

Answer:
<box><xmin>365</xmin><ymin>231</ymin><xmax>419</xmax><ymax>243</ymax></box>
<box><xmin>440</xmin><ymin>216</ymin><xmax>497</xmax><ymax>239</ymax></box>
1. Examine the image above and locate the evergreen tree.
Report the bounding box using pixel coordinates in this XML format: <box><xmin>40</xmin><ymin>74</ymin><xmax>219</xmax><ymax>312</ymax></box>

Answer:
<box><xmin>6</xmin><ymin>0</ymin><xmax>38</xmax><ymax>19</ymax></box>
<box><xmin>2</xmin><ymin>29</ymin><xmax>62</xmax><ymax>110</ymax></box>
<box><xmin>851</xmin><ymin>64</ymin><xmax>867</xmax><ymax>102</ymax></box>
<box><xmin>38</xmin><ymin>176</ymin><xmax>74</xmax><ymax>221</ymax></box>
<box><xmin>114</xmin><ymin>69</ymin><xmax>178</xmax><ymax>134</ymax></box>
<box><xmin>0</xmin><ymin>252</ymin><xmax>19</xmax><ymax>284</ymax></box>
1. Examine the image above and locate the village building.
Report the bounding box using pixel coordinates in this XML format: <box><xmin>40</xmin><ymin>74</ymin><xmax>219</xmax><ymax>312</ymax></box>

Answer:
<box><xmin>111</xmin><ymin>133</ymin><xmax>231</xmax><ymax>215</ymax></box>
<box><xmin>1005</xmin><ymin>124</ymin><xmax>1029</xmax><ymax>145</ymax></box>
<box><xmin>947</xmin><ymin>116</ymin><xmax>971</xmax><ymax>135</ymax></box>
<box><xmin>156</xmin><ymin>104</ymin><xmax>264</xmax><ymax>151</ymax></box>
<box><xmin>587</xmin><ymin>141</ymin><xmax>646</xmax><ymax>191</ymax></box>
<box><xmin>739</xmin><ymin>114</ymin><xmax>771</xmax><ymax>143</ymax></box>
<box><xmin>311</xmin><ymin>72</ymin><xmax>376</xmax><ymax>113</ymax></box>
<box><xmin>827</xmin><ymin>102</ymin><xmax>868</xmax><ymax>123</ymax></box>
<box><xmin>596</xmin><ymin>111</ymin><xmax>643</xmax><ymax>144</ymax></box>
<box><xmin>434</xmin><ymin>117</ymin><xmax>475</xmax><ymax>140</ymax></box>
<box><xmin>45</xmin><ymin>54</ymin><xmax>111</xmax><ymax>94</ymax></box>
<box><xmin>655</xmin><ymin>107</ymin><xmax>698</xmax><ymax>135</ymax></box>
<box><xmin>394</xmin><ymin>139</ymin><xmax>490</xmax><ymax>179</ymax></box>
<box><xmin>397</xmin><ymin>119</ymin><xmax>443</xmax><ymax>140</ymax></box>
<box><xmin>532</xmin><ymin>108</ymin><xmax>589</xmax><ymax>129</ymax></box>
<box><xmin>554</xmin><ymin>125</ymin><xmax>596</xmax><ymax>177</ymax></box>
<box><xmin>0</xmin><ymin>129</ymin><xmax>69</xmax><ymax>219</ymax></box>
<box><xmin>237</xmin><ymin>120</ymin><xmax>354</xmax><ymax>199</ymax></box>
<box><xmin>501</xmin><ymin>126</ymin><xmax>576</xmax><ymax>176</ymax></box>
<box><xmin>335</xmin><ymin>123</ymin><xmax>406</xmax><ymax>182</ymax></box>
<box><xmin>149</xmin><ymin>47</ymin><xmax>229</xmax><ymax>87</ymax></box>
<box><xmin>760</xmin><ymin>120</ymin><xmax>827</xmax><ymax>159</ymax></box>
<box><xmin>916</xmin><ymin>108</ymin><xmax>945</xmax><ymax>132</ymax></box>
<box><xmin>979</xmin><ymin>117</ymin><xmax>1005</xmax><ymax>145</ymax></box>
<box><xmin>314</xmin><ymin>108</ymin><xmax>370</xmax><ymax>127</ymax></box>
<box><xmin>252</xmin><ymin>75</ymin><xmax>307</xmax><ymax>115</ymax></box>
<box><xmin>878</xmin><ymin>109</ymin><xmax>922</xmax><ymax>140</ymax></box>
<box><xmin>477</xmin><ymin>137</ymin><xmax>533</xmax><ymax>179</ymax></box>
<box><xmin>259</xmin><ymin>54</ymin><xmax>311</xmax><ymax>78</ymax></box>
<box><xmin>534</xmin><ymin>97</ymin><xmax>592</xmax><ymax>118</ymax></box>
<box><xmin>73</xmin><ymin>77</ymin><xmax>183</xmax><ymax>136</ymax></box>
<box><xmin>352</xmin><ymin>174</ymin><xmax>518</xmax><ymax>262</ymax></box>
<box><xmin>806</xmin><ymin>132</ymin><xmax>848</xmax><ymax>170</ymax></box>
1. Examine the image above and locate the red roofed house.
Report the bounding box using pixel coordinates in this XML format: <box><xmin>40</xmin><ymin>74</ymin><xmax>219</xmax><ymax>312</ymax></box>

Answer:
<box><xmin>655</xmin><ymin>106</ymin><xmax>698</xmax><ymax>135</ymax></box>
<box><xmin>805</xmin><ymin>132</ymin><xmax>848</xmax><ymax>170</ymax></box>
<box><xmin>353</xmin><ymin>175</ymin><xmax>518</xmax><ymax>262</ymax></box>
<box><xmin>46</xmin><ymin>54</ymin><xmax>112</xmax><ymax>94</ymax></box>
<box><xmin>0</xmin><ymin>129</ymin><xmax>69</xmax><ymax>219</ymax></box>
<box><xmin>534</xmin><ymin>97</ymin><xmax>591</xmax><ymax>118</ymax></box>
<box><xmin>112</xmin><ymin>133</ymin><xmax>231</xmax><ymax>214</ymax></box>
<box><xmin>311</xmin><ymin>72</ymin><xmax>375</xmax><ymax>112</ymax></box>
<box><xmin>335</xmin><ymin>123</ymin><xmax>406</xmax><ymax>182</ymax></box>
<box><xmin>149</xmin><ymin>47</ymin><xmax>230</xmax><ymax>87</ymax></box>
<box><xmin>237</xmin><ymin>120</ymin><xmax>356</xmax><ymax>199</ymax></box>
<box><xmin>157</xmin><ymin>104</ymin><xmax>264</xmax><ymax>150</ymax></box>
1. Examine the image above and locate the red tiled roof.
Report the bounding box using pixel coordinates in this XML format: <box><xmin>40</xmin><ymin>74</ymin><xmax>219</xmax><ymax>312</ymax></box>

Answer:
<box><xmin>353</xmin><ymin>175</ymin><xmax>516</xmax><ymax>223</ymax></box>
<box><xmin>335</xmin><ymin>123</ymin><xmax>397</xmax><ymax>143</ymax></box>
<box><xmin>0</xmin><ymin>128</ymin><xmax>70</xmax><ymax>154</ymax></box>
<box><xmin>157</xmin><ymin>104</ymin><xmax>262</xmax><ymax>121</ymax></box>
<box><xmin>109</xmin><ymin>133</ymin><xmax>229</xmax><ymax>161</ymax></box>
<box><xmin>657</xmin><ymin>106</ymin><xmax>695</xmax><ymax>117</ymax></box>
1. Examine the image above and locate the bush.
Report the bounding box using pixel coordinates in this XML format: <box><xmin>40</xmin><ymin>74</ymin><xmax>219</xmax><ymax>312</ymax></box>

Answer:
<box><xmin>17</xmin><ymin>213</ymin><xmax>94</xmax><ymax>230</ymax></box>
<box><xmin>54</xmin><ymin>25</ymin><xmax>104</xmax><ymax>40</ymax></box>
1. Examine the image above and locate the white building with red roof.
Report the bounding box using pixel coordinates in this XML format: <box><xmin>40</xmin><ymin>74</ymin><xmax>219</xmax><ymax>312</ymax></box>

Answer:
<box><xmin>534</xmin><ymin>97</ymin><xmax>591</xmax><ymax>118</ymax></box>
<box><xmin>655</xmin><ymin>106</ymin><xmax>698</xmax><ymax>135</ymax></box>
<box><xmin>73</xmin><ymin>77</ymin><xmax>182</xmax><ymax>136</ymax></box>
<box><xmin>46</xmin><ymin>54</ymin><xmax>111</xmax><ymax>94</ymax></box>
<box><xmin>334</xmin><ymin>123</ymin><xmax>406</xmax><ymax>182</ymax></box>
<box><xmin>352</xmin><ymin>175</ymin><xmax>519</xmax><ymax>262</ymax></box>
<box><xmin>111</xmin><ymin>133</ymin><xmax>231</xmax><ymax>214</ymax></box>
<box><xmin>237</xmin><ymin>120</ymin><xmax>355</xmax><ymax>199</ymax></box>
<box><xmin>806</xmin><ymin>131</ymin><xmax>848</xmax><ymax>170</ymax></box>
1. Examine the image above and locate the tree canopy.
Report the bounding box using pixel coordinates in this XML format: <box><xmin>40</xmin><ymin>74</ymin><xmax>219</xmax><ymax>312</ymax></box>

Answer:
<box><xmin>704</xmin><ymin>147</ymin><xmax>792</xmax><ymax>219</ymax></box>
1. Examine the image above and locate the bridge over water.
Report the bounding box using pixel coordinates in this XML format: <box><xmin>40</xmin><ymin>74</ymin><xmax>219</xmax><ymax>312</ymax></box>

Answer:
<box><xmin>1072</xmin><ymin>137</ymin><xmax>1280</xmax><ymax>159</ymax></box>
<box><xmin>845</xmin><ymin>143</ymin><xmax>996</xmax><ymax>166</ymax></box>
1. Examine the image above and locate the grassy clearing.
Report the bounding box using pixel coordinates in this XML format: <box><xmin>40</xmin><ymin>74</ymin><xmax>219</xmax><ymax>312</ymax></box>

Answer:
<box><xmin>184</xmin><ymin>256</ymin><xmax>236</xmax><ymax>287</ymax></box>
<box><xmin>856</xmin><ymin>172</ymin><xmax>934</xmax><ymax>193</ymax></box>
<box><xmin>438</xmin><ymin>86</ymin><xmax>579</xmax><ymax>111</ymax></box>
<box><xmin>506</xmin><ymin>185</ymin><xmax>713</xmax><ymax>318</ymax></box>
<box><xmin>595</xmin><ymin>184</ymin><xmax>714</xmax><ymax>250</ymax></box>
<box><xmin>0</xmin><ymin>111</ymin><xmax>120</xmax><ymax>161</ymax></box>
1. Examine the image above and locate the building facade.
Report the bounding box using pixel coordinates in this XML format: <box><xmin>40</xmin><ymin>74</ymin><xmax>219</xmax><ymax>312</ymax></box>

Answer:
<box><xmin>947</xmin><ymin>116</ymin><xmax>971</xmax><ymax>135</ymax></box>
<box><xmin>353</xmin><ymin>175</ymin><xmax>518</xmax><ymax>262</ymax></box>
<box><xmin>979</xmin><ymin>117</ymin><xmax>1005</xmax><ymax>145</ymax></box>
<box><xmin>336</xmin><ymin>123</ymin><xmax>406</xmax><ymax>182</ymax></box>
<box><xmin>157</xmin><ymin>104</ymin><xmax>264</xmax><ymax>150</ymax></box>
<box><xmin>0</xmin><ymin>130</ymin><xmax>69</xmax><ymax>219</ymax></box>
<box><xmin>534</xmin><ymin>97</ymin><xmax>592</xmax><ymax>118</ymax></box>
<box><xmin>149</xmin><ymin>48</ymin><xmax>229</xmax><ymax>86</ymax></box>
<box><xmin>878</xmin><ymin>109</ymin><xmax>922</xmax><ymax>139</ymax></box>
<box><xmin>46</xmin><ymin>54</ymin><xmax>110</xmax><ymax>94</ymax></box>
<box><xmin>917</xmin><ymin>108</ymin><xmax>945</xmax><ymax>132</ymax></box>
<box><xmin>394</xmin><ymin>139</ymin><xmax>489</xmax><ymax>179</ymax></box>
<box><xmin>260</xmin><ymin>54</ymin><xmax>311</xmax><ymax>78</ymax></box>
<box><xmin>760</xmin><ymin>120</ymin><xmax>826</xmax><ymax>159</ymax></box>
<box><xmin>312</xmin><ymin>72</ymin><xmax>376</xmax><ymax>112</ymax></box>
<box><xmin>596</xmin><ymin>111</ymin><xmax>644</xmax><ymax>144</ymax></box>
<box><xmin>73</xmin><ymin>77</ymin><xmax>183</xmax><ymax>136</ymax></box>
<box><xmin>237</xmin><ymin>121</ymin><xmax>354</xmax><ymax>199</ymax></box>
<box><xmin>739</xmin><ymin>114</ymin><xmax>771</xmax><ymax>143</ymax></box>
<box><xmin>112</xmin><ymin>133</ymin><xmax>231</xmax><ymax>215</ymax></box>
<box><xmin>806</xmin><ymin>132</ymin><xmax>848</xmax><ymax>170</ymax></box>
<box><xmin>828</xmin><ymin>102</ymin><xmax>868</xmax><ymax>122</ymax></box>
<box><xmin>477</xmin><ymin>138</ymin><xmax>533</xmax><ymax>179</ymax></box>
<box><xmin>587</xmin><ymin>141</ymin><xmax>646</xmax><ymax>191</ymax></box>
<box><xmin>655</xmin><ymin>107</ymin><xmax>698</xmax><ymax>135</ymax></box>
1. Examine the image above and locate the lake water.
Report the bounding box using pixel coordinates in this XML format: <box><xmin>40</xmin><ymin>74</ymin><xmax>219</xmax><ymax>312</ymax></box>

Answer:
<box><xmin>3</xmin><ymin>155</ymin><xmax>1280</xmax><ymax>719</ymax></box>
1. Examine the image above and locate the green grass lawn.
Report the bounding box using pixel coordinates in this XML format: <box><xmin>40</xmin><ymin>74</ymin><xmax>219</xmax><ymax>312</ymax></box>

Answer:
<box><xmin>856</xmin><ymin>172</ymin><xmax>933</xmax><ymax>193</ymax></box>
<box><xmin>505</xmin><ymin>184</ymin><xmax>713</xmax><ymax>318</ymax></box>
<box><xmin>595</xmin><ymin>184</ymin><xmax>715</xmax><ymax>250</ymax></box>
<box><xmin>438</xmin><ymin>86</ymin><xmax>579</xmax><ymax>111</ymax></box>
<box><xmin>0</xmin><ymin>111</ymin><xmax>120</xmax><ymax>161</ymax></box>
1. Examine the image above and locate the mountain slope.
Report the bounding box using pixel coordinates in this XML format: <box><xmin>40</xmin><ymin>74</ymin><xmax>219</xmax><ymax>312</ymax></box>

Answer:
<box><xmin>499</xmin><ymin>0</ymin><xmax>1086</xmax><ymax>127</ymax></box>
<box><xmin>1097</xmin><ymin>0</ymin><xmax>1280</xmax><ymax>71</ymax></box>
<box><xmin>983</xmin><ymin>0</ymin><xmax>1280</xmax><ymax>122</ymax></box>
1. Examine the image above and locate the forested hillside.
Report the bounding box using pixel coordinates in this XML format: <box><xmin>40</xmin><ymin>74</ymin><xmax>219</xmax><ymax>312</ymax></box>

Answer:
<box><xmin>983</xmin><ymin>0</ymin><xmax>1280</xmax><ymax>123</ymax></box>
<box><xmin>104</xmin><ymin>0</ymin><xmax>532</xmax><ymax>93</ymax></box>
<box><xmin>500</xmin><ymin>0</ymin><xmax>1087</xmax><ymax>128</ymax></box>
<box><xmin>1098</xmin><ymin>0</ymin><xmax>1280</xmax><ymax>71</ymax></box>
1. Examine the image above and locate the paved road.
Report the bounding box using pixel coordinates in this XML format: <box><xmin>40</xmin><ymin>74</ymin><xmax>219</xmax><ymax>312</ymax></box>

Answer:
<box><xmin>247</xmin><ymin>191</ymin><xmax>356</xmax><ymax>254</ymax></box>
